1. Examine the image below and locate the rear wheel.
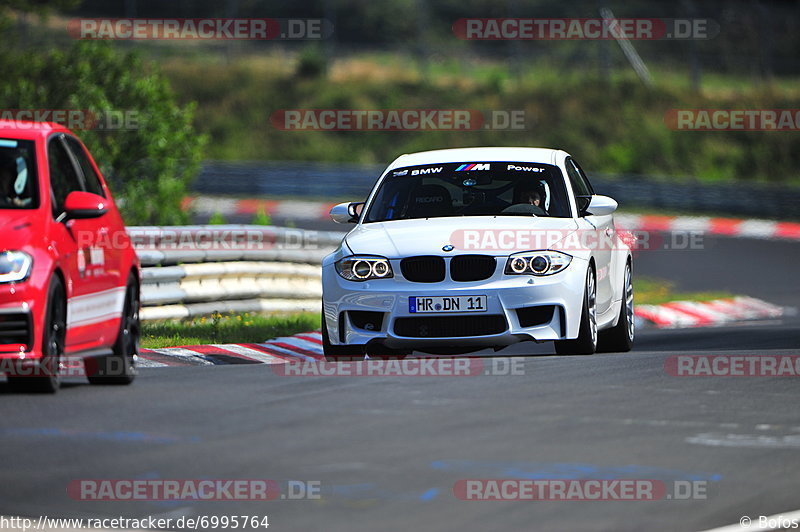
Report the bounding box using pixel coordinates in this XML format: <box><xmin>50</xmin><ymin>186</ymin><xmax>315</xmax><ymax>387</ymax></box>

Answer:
<box><xmin>597</xmin><ymin>262</ymin><xmax>634</xmax><ymax>353</ymax></box>
<box><xmin>555</xmin><ymin>266</ymin><xmax>597</xmax><ymax>356</ymax></box>
<box><xmin>87</xmin><ymin>275</ymin><xmax>139</xmax><ymax>385</ymax></box>
<box><xmin>8</xmin><ymin>276</ymin><xmax>65</xmax><ymax>393</ymax></box>
<box><xmin>322</xmin><ymin>315</ymin><xmax>364</xmax><ymax>361</ymax></box>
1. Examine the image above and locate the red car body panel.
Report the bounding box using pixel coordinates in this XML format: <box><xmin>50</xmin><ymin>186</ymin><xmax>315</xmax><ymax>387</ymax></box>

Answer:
<box><xmin>0</xmin><ymin>120</ymin><xmax>139</xmax><ymax>362</ymax></box>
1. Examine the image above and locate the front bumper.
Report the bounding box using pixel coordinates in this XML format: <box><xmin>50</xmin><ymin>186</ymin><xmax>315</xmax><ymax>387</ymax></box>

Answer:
<box><xmin>322</xmin><ymin>257</ymin><xmax>588</xmax><ymax>349</ymax></box>
<box><xmin>0</xmin><ymin>281</ymin><xmax>41</xmax><ymax>360</ymax></box>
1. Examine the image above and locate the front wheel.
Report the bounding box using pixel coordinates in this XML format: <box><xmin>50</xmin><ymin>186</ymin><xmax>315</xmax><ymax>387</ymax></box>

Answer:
<box><xmin>555</xmin><ymin>266</ymin><xmax>597</xmax><ymax>356</ymax></box>
<box><xmin>8</xmin><ymin>276</ymin><xmax>65</xmax><ymax>393</ymax></box>
<box><xmin>597</xmin><ymin>262</ymin><xmax>634</xmax><ymax>353</ymax></box>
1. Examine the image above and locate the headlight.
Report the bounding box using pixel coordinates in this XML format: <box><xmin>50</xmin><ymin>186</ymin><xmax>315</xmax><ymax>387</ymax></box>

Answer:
<box><xmin>335</xmin><ymin>255</ymin><xmax>394</xmax><ymax>281</ymax></box>
<box><xmin>504</xmin><ymin>251</ymin><xmax>571</xmax><ymax>276</ymax></box>
<box><xmin>0</xmin><ymin>251</ymin><xmax>33</xmax><ymax>283</ymax></box>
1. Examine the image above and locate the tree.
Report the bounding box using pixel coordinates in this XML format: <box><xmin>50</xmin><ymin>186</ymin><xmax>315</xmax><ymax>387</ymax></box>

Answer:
<box><xmin>0</xmin><ymin>41</ymin><xmax>207</xmax><ymax>224</ymax></box>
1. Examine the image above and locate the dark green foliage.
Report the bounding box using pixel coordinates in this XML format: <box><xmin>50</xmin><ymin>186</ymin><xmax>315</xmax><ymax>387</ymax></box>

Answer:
<box><xmin>0</xmin><ymin>41</ymin><xmax>207</xmax><ymax>224</ymax></box>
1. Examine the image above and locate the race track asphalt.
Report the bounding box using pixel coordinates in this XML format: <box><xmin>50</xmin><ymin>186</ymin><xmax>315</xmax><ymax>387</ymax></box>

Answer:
<box><xmin>1</xmin><ymin>235</ymin><xmax>799</xmax><ymax>532</ymax></box>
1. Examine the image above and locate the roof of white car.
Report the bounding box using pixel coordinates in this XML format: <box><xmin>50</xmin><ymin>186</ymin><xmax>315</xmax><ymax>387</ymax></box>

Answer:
<box><xmin>388</xmin><ymin>147</ymin><xmax>568</xmax><ymax>170</ymax></box>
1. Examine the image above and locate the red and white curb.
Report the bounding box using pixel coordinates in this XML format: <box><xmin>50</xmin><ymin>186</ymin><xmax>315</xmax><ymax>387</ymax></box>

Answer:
<box><xmin>139</xmin><ymin>297</ymin><xmax>790</xmax><ymax>366</ymax></box>
<box><xmin>635</xmin><ymin>296</ymin><xmax>788</xmax><ymax>329</ymax></box>
<box><xmin>185</xmin><ymin>195</ymin><xmax>800</xmax><ymax>242</ymax></box>
<box><xmin>614</xmin><ymin>214</ymin><xmax>800</xmax><ymax>241</ymax></box>
<box><xmin>139</xmin><ymin>332</ymin><xmax>324</xmax><ymax>367</ymax></box>
<box><xmin>185</xmin><ymin>196</ymin><xmax>338</xmax><ymax>222</ymax></box>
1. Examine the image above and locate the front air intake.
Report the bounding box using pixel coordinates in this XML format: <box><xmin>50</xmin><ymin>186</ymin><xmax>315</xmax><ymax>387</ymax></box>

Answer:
<box><xmin>515</xmin><ymin>305</ymin><xmax>556</xmax><ymax>328</ymax></box>
<box><xmin>400</xmin><ymin>256</ymin><xmax>446</xmax><ymax>283</ymax></box>
<box><xmin>450</xmin><ymin>255</ymin><xmax>496</xmax><ymax>282</ymax></box>
<box><xmin>393</xmin><ymin>315</ymin><xmax>507</xmax><ymax>338</ymax></box>
<box><xmin>0</xmin><ymin>312</ymin><xmax>32</xmax><ymax>350</ymax></box>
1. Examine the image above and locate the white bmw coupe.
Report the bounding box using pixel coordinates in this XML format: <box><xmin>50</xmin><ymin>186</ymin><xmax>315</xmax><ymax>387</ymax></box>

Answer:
<box><xmin>321</xmin><ymin>147</ymin><xmax>634</xmax><ymax>359</ymax></box>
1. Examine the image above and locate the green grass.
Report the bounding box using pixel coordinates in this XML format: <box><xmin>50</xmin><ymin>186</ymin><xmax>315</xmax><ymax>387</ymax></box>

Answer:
<box><xmin>634</xmin><ymin>277</ymin><xmax>733</xmax><ymax>306</ymax></box>
<box><xmin>139</xmin><ymin>278</ymin><xmax>733</xmax><ymax>348</ymax></box>
<box><xmin>141</xmin><ymin>312</ymin><xmax>320</xmax><ymax>349</ymax></box>
<box><xmin>160</xmin><ymin>56</ymin><xmax>800</xmax><ymax>184</ymax></box>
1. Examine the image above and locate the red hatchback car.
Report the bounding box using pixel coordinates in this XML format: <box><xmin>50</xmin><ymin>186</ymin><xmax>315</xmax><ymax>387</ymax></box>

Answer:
<box><xmin>0</xmin><ymin>121</ymin><xmax>140</xmax><ymax>393</ymax></box>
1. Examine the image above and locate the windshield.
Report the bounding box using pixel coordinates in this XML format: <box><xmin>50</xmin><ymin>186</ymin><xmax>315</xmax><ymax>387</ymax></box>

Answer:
<box><xmin>0</xmin><ymin>138</ymin><xmax>37</xmax><ymax>209</ymax></box>
<box><xmin>364</xmin><ymin>161</ymin><xmax>571</xmax><ymax>222</ymax></box>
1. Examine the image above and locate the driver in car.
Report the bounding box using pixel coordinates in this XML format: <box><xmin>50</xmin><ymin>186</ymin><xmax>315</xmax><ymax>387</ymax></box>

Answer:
<box><xmin>522</xmin><ymin>189</ymin><xmax>542</xmax><ymax>207</ymax></box>
<box><xmin>501</xmin><ymin>185</ymin><xmax>547</xmax><ymax>216</ymax></box>
<box><xmin>0</xmin><ymin>157</ymin><xmax>30</xmax><ymax>207</ymax></box>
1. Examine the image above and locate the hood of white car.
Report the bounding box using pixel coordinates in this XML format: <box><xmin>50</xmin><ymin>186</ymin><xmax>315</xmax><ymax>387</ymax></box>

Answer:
<box><xmin>344</xmin><ymin>216</ymin><xmax>581</xmax><ymax>257</ymax></box>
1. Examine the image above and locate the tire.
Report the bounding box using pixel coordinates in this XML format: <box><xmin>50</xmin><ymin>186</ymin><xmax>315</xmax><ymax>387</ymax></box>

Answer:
<box><xmin>597</xmin><ymin>261</ymin><xmax>634</xmax><ymax>353</ymax></box>
<box><xmin>555</xmin><ymin>266</ymin><xmax>597</xmax><ymax>356</ymax></box>
<box><xmin>87</xmin><ymin>274</ymin><xmax>139</xmax><ymax>385</ymax></box>
<box><xmin>8</xmin><ymin>276</ymin><xmax>65</xmax><ymax>393</ymax></box>
<box><xmin>322</xmin><ymin>314</ymin><xmax>364</xmax><ymax>362</ymax></box>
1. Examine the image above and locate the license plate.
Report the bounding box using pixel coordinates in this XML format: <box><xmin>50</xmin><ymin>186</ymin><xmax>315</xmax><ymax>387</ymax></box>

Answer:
<box><xmin>409</xmin><ymin>295</ymin><xmax>487</xmax><ymax>313</ymax></box>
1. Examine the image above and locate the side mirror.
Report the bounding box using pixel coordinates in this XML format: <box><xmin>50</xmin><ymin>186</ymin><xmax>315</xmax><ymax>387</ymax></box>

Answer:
<box><xmin>584</xmin><ymin>195</ymin><xmax>618</xmax><ymax>217</ymax></box>
<box><xmin>330</xmin><ymin>202</ymin><xmax>364</xmax><ymax>224</ymax></box>
<box><xmin>63</xmin><ymin>191</ymin><xmax>108</xmax><ymax>221</ymax></box>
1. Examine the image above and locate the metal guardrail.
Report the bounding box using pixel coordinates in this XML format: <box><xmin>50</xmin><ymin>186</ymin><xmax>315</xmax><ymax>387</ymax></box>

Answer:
<box><xmin>195</xmin><ymin>160</ymin><xmax>385</xmax><ymax>198</ymax></box>
<box><xmin>195</xmin><ymin>161</ymin><xmax>800</xmax><ymax>219</ymax></box>
<box><xmin>131</xmin><ymin>225</ymin><xmax>342</xmax><ymax>321</ymax></box>
<box><xmin>592</xmin><ymin>178</ymin><xmax>800</xmax><ymax>220</ymax></box>
<box><xmin>128</xmin><ymin>225</ymin><xmax>344</xmax><ymax>266</ymax></box>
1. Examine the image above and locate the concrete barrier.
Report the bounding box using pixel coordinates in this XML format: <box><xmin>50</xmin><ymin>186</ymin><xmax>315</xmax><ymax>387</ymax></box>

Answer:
<box><xmin>131</xmin><ymin>225</ymin><xmax>341</xmax><ymax>321</ymax></box>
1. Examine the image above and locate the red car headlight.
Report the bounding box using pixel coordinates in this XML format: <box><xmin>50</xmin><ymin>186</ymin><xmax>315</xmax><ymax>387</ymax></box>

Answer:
<box><xmin>0</xmin><ymin>251</ymin><xmax>33</xmax><ymax>283</ymax></box>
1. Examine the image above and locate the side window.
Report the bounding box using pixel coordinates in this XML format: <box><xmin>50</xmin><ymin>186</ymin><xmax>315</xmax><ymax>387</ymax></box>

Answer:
<box><xmin>571</xmin><ymin>159</ymin><xmax>595</xmax><ymax>195</ymax></box>
<box><xmin>64</xmin><ymin>136</ymin><xmax>106</xmax><ymax>198</ymax></box>
<box><xmin>565</xmin><ymin>157</ymin><xmax>593</xmax><ymax>215</ymax></box>
<box><xmin>0</xmin><ymin>139</ymin><xmax>38</xmax><ymax>209</ymax></box>
<box><xmin>48</xmin><ymin>136</ymin><xmax>83</xmax><ymax>218</ymax></box>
